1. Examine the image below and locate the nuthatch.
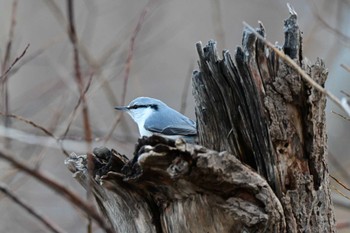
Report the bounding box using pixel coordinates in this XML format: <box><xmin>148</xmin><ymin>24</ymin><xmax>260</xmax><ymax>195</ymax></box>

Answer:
<box><xmin>115</xmin><ymin>97</ymin><xmax>197</xmax><ymax>143</ymax></box>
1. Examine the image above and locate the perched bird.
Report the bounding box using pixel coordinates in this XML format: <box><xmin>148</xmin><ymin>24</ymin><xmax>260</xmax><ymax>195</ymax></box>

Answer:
<box><xmin>115</xmin><ymin>97</ymin><xmax>197</xmax><ymax>143</ymax></box>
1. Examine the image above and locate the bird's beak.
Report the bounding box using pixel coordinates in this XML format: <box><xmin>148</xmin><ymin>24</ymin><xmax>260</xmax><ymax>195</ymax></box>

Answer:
<box><xmin>114</xmin><ymin>106</ymin><xmax>128</xmax><ymax>111</ymax></box>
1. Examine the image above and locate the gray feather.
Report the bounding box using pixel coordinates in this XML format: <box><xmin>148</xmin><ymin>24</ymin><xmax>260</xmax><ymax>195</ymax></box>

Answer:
<box><xmin>144</xmin><ymin>107</ymin><xmax>196</xmax><ymax>136</ymax></box>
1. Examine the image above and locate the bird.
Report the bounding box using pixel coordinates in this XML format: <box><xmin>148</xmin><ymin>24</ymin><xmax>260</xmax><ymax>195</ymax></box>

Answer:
<box><xmin>114</xmin><ymin>97</ymin><xmax>197</xmax><ymax>143</ymax></box>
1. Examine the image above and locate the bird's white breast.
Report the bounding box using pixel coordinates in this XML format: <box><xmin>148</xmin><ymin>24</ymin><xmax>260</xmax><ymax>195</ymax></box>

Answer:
<box><xmin>128</xmin><ymin>107</ymin><xmax>154</xmax><ymax>137</ymax></box>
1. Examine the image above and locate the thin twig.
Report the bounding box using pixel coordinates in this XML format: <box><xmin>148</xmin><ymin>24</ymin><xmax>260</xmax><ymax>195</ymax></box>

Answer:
<box><xmin>66</xmin><ymin>2</ymin><xmax>94</xmax><ymax>231</ymax></box>
<box><xmin>0</xmin><ymin>147</ymin><xmax>46</xmax><ymax>201</ymax></box>
<box><xmin>0</xmin><ymin>149</ymin><xmax>115</xmax><ymax>233</ymax></box>
<box><xmin>103</xmin><ymin>113</ymin><xmax>124</xmax><ymax>144</ymax></box>
<box><xmin>0</xmin><ymin>112</ymin><xmax>69</xmax><ymax>156</ymax></box>
<box><xmin>43</xmin><ymin>0</ymin><xmax>121</xmax><ymax>116</ymax></box>
<box><xmin>331</xmin><ymin>110</ymin><xmax>350</xmax><ymax>121</ymax></box>
<box><xmin>330</xmin><ymin>174</ymin><xmax>350</xmax><ymax>192</ymax></box>
<box><xmin>104</xmin><ymin>0</ymin><xmax>155</xmax><ymax>143</ymax></box>
<box><xmin>121</xmin><ymin>0</ymin><xmax>151</xmax><ymax>105</ymax></box>
<box><xmin>243</xmin><ymin>21</ymin><xmax>344</xmax><ymax>111</ymax></box>
<box><xmin>328</xmin><ymin>152</ymin><xmax>350</xmax><ymax>186</ymax></box>
<box><xmin>6</xmin><ymin>35</ymin><xmax>64</xmax><ymax>78</ymax></box>
<box><xmin>309</xmin><ymin>0</ymin><xmax>350</xmax><ymax>43</ymax></box>
<box><xmin>333</xmin><ymin>194</ymin><xmax>350</xmax><ymax>209</ymax></box>
<box><xmin>66</xmin><ymin>0</ymin><xmax>92</xmax><ymax>145</ymax></box>
<box><xmin>43</xmin><ymin>0</ymin><xmax>97</xmax><ymax>68</ymax></box>
<box><xmin>0</xmin><ymin>44</ymin><xmax>30</xmax><ymax>81</ymax></box>
<box><xmin>0</xmin><ymin>110</ymin><xmax>63</xmax><ymax>200</ymax></box>
<box><xmin>332</xmin><ymin>185</ymin><xmax>350</xmax><ymax>201</ymax></box>
<box><xmin>1</xmin><ymin>0</ymin><xmax>18</xmax><ymax>73</ymax></box>
<box><xmin>61</xmin><ymin>73</ymin><xmax>93</xmax><ymax>139</ymax></box>
<box><xmin>0</xmin><ymin>112</ymin><xmax>56</xmax><ymax>138</ymax></box>
<box><xmin>0</xmin><ymin>125</ymin><xmax>97</xmax><ymax>152</ymax></box>
<box><xmin>1</xmin><ymin>0</ymin><xmax>18</xmax><ymax>149</ymax></box>
<box><xmin>0</xmin><ymin>183</ymin><xmax>66</xmax><ymax>233</ymax></box>
<box><xmin>341</xmin><ymin>90</ymin><xmax>350</xmax><ymax>98</ymax></box>
<box><xmin>341</xmin><ymin>64</ymin><xmax>350</xmax><ymax>74</ymax></box>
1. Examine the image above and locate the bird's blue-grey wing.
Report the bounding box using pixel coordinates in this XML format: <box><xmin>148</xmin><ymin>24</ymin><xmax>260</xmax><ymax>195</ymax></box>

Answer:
<box><xmin>144</xmin><ymin>110</ymin><xmax>196</xmax><ymax>136</ymax></box>
<box><xmin>160</xmin><ymin>123</ymin><xmax>197</xmax><ymax>135</ymax></box>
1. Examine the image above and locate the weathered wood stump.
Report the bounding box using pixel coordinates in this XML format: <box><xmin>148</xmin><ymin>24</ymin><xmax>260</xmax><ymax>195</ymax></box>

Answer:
<box><xmin>65</xmin><ymin>8</ymin><xmax>336</xmax><ymax>233</ymax></box>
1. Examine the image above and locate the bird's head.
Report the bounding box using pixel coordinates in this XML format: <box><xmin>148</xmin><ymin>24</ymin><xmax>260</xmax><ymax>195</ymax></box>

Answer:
<box><xmin>114</xmin><ymin>97</ymin><xmax>165</xmax><ymax>124</ymax></box>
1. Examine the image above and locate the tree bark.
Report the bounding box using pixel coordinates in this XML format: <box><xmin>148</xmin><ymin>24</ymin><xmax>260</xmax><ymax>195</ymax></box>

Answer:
<box><xmin>65</xmin><ymin>8</ymin><xmax>336</xmax><ymax>233</ymax></box>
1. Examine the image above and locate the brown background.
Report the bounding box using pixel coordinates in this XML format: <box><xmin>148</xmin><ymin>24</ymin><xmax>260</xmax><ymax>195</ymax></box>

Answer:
<box><xmin>0</xmin><ymin>0</ymin><xmax>350</xmax><ymax>232</ymax></box>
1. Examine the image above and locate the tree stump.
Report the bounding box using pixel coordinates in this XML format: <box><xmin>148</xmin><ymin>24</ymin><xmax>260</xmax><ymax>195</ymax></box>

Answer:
<box><xmin>65</xmin><ymin>8</ymin><xmax>336</xmax><ymax>233</ymax></box>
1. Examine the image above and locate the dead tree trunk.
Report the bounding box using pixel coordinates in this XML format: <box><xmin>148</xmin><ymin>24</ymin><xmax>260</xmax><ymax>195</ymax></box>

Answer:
<box><xmin>65</xmin><ymin>9</ymin><xmax>336</xmax><ymax>233</ymax></box>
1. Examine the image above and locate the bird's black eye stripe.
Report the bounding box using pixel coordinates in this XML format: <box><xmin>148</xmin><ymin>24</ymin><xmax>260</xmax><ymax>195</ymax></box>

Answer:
<box><xmin>128</xmin><ymin>104</ymin><xmax>158</xmax><ymax>110</ymax></box>
<box><xmin>150</xmin><ymin>104</ymin><xmax>158</xmax><ymax>110</ymax></box>
<box><xmin>127</xmin><ymin>105</ymin><xmax>143</xmax><ymax>110</ymax></box>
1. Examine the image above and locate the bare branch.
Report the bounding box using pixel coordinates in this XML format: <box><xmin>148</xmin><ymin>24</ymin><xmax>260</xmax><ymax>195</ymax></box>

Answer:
<box><xmin>0</xmin><ymin>112</ymin><xmax>69</xmax><ymax>156</ymax></box>
<box><xmin>66</xmin><ymin>0</ymin><xmax>92</xmax><ymax>145</ymax></box>
<box><xmin>0</xmin><ymin>44</ymin><xmax>30</xmax><ymax>81</ymax></box>
<box><xmin>0</xmin><ymin>112</ymin><xmax>56</xmax><ymax>139</ymax></box>
<box><xmin>60</xmin><ymin>73</ymin><xmax>93</xmax><ymax>140</ymax></box>
<box><xmin>121</xmin><ymin>0</ymin><xmax>153</xmax><ymax>105</ymax></box>
<box><xmin>331</xmin><ymin>174</ymin><xmax>350</xmax><ymax>192</ymax></box>
<box><xmin>332</xmin><ymin>185</ymin><xmax>350</xmax><ymax>201</ymax></box>
<box><xmin>341</xmin><ymin>90</ymin><xmax>350</xmax><ymax>98</ymax></box>
<box><xmin>1</xmin><ymin>0</ymin><xmax>18</xmax><ymax>73</ymax></box>
<box><xmin>0</xmin><ymin>149</ymin><xmax>115</xmax><ymax>233</ymax></box>
<box><xmin>66</xmin><ymin>0</ymin><xmax>94</xmax><ymax>209</ymax></box>
<box><xmin>328</xmin><ymin>151</ymin><xmax>350</xmax><ymax>186</ymax></box>
<box><xmin>331</xmin><ymin>110</ymin><xmax>350</xmax><ymax>121</ymax></box>
<box><xmin>104</xmin><ymin>0</ymin><xmax>157</xmax><ymax>143</ymax></box>
<box><xmin>0</xmin><ymin>183</ymin><xmax>67</xmax><ymax>233</ymax></box>
<box><xmin>0</xmin><ymin>125</ymin><xmax>99</xmax><ymax>152</ymax></box>
<box><xmin>309</xmin><ymin>0</ymin><xmax>350</xmax><ymax>43</ymax></box>
<box><xmin>341</xmin><ymin>64</ymin><xmax>350</xmax><ymax>74</ymax></box>
<box><xmin>1</xmin><ymin>0</ymin><xmax>19</xmax><ymax>149</ymax></box>
<box><xmin>5</xmin><ymin>36</ymin><xmax>64</xmax><ymax>78</ymax></box>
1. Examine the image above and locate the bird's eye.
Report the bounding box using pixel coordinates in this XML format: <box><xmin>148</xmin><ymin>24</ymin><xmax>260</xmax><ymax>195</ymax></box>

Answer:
<box><xmin>128</xmin><ymin>105</ymin><xmax>140</xmax><ymax>110</ymax></box>
<box><xmin>128</xmin><ymin>104</ymin><xmax>147</xmax><ymax>110</ymax></box>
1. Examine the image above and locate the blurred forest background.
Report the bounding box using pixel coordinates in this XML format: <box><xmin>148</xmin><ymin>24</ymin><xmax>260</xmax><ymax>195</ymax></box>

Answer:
<box><xmin>0</xmin><ymin>0</ymin><xmax>350</xmax><ymax>232</ymax></box>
